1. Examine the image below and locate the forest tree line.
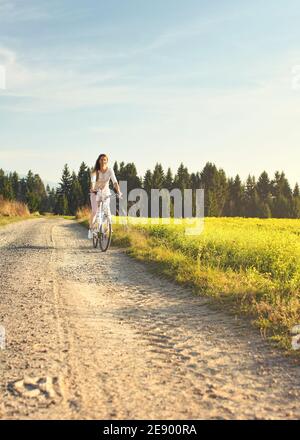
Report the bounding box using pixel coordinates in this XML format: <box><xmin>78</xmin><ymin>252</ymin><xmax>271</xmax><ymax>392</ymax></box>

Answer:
<box><xmin>1</xmin><ymin>161</ymin><xmax>300</xmax><ymax>218</ymax></box>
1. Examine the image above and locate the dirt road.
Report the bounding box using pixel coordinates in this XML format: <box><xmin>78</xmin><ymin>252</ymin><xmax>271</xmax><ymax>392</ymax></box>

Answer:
<box><xmin>0</xmin><ymin>217</ymin><xmax>300</xmax><ymax>419</ymax></box>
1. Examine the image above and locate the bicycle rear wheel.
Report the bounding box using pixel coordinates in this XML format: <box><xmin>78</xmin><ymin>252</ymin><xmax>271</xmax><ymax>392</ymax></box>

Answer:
<box><xmin>99</xmin><ymin>219</ymin><xmax>112</xmax><ymax>252</ymax></box>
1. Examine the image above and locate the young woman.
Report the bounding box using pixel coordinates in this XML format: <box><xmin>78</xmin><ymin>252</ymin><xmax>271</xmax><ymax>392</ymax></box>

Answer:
<box><xmin>89</xmin><ymin>153</ymin><xmax>121</xmax><ymax>238</ymax></box>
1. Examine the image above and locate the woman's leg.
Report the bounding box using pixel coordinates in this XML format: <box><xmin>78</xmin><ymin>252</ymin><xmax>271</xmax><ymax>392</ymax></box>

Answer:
<box><xmin>89</xmin><ymin>193</ymin><xmax>97</xmax><ymax>228</ymax></box>
<box><xmin>103</xmin><ymin>197</ymin><xmax>112</xmax><ymax>225</ymax></box>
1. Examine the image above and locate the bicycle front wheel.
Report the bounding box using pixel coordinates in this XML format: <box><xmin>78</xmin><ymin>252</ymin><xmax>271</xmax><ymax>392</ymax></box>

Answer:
<box><xmin>99</xmin><ymin>219</ymin><xmax>112</xmax><ymax>252</ymax></box>
<box><xmin>92</xmin><ymin>233</ymin><xmax>98</xmax><ymax>248</ymax></box>
<box><xmin>92</xmin><ymin>226</ymin><xmax>99</xmax><ymax>248</ymax></box>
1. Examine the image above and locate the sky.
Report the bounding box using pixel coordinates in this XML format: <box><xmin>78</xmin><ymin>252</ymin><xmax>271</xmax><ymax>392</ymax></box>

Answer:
<box><xmin>0</xmin><ymin>0</ymin><xmax>300</xmax><ymax>186</ymax></box>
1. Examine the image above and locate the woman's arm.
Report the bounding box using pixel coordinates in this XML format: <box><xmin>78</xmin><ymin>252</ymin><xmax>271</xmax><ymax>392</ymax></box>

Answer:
<box><xmin>90</xmin><ymin>172</ymin><xmax>97</xmax><ymax>192</ymax></box>
<box><xmin>113</xmin><ymin>182</ymin><xmax>121</xmax><ymax>195</ymax></box>
<box><xmin>111</xmin><ymin>168</ymin><xmax>122</xmax><ymax>195</ymax></box>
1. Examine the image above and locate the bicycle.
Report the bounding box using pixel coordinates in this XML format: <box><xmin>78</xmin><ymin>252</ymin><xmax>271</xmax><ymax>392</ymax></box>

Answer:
<box><xmin>91</xmin><ymin>190</ymin><xmax>121</xmax><ymax>252</ymax></box>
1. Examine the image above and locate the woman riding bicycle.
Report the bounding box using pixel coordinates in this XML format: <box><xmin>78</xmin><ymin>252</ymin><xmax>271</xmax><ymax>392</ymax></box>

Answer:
<box><xmin>88</xmin><ymin>153</ymin><xmax>122</xmax><ymax>239</ymax></box>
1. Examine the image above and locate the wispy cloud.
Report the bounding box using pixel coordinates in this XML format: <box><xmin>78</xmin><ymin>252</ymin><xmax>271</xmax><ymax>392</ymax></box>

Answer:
<box><xmin>0</xmin><ymin>44</ymin><xmax>134</xmax><ymax>111</ymax></box>
<box><xmin>0</xmin><ymin>0</ymin><xmax>49</xmax><ymax>22</ymax></box>
<box><xmin>0</xmin><ymin>147</ymin><xmax>56</xmax><ymax>159</ymax></box>
<box><xmin>1</xmin><ymin>40</ymin><xmax>299</xmax><ymax>117</ymax></box>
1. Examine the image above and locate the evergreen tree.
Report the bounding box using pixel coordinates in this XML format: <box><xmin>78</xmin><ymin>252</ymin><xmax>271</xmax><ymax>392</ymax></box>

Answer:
<box><xmin>174</xmin><ymin>163</ymin><xmax>191</xmax><ymax>192</ymax></box>
<box><xmin>190</xmin><ymin>172</ymin><xmax>201</xmax><ymax>190</ymax></box>
<box><xmin>47</xmin><ymin>187</ymin><xmax>57</xmax><ymax>213</ymax></box>
<box><xmin>271</xmin><ymin>171</ymin><xmax>293</xmax><ymax>217</ymax></box>
<box><xmin>113</xmin><ymin>161</ymin><xmax>119</xmax><ymax>177</ymax></box>
<box><xmin>77</xmin><ymin>162</ymin><xmax>90</xmax><ymax>205</ymax></box>
<box><xmin>143</xmin><ymin>170</ymin><xmax>153</xmax><ymax>215</ymax></box>
<box><xmin>118</xmin><ymin>162</ymin><xmax>126</xmax><ymax>179</ymax></box>
<box><xmin>143</xmin><ymin>170</ymin><xmax>153</xmax><ymax>193</ymax></box>
<box><xmin>1</xmin><ymin>176</ymin><xmax>14</xmax><ymax>200</ymax></box>
<box><xmin>257</xmin><ymin>201</ymin><xmax>272</xmax><ymax>218</ymax></box>
<box><xmin>292</xmin><ymin>183</ymin><xmax>300</xmax><ymax>218</ymax></box>
<box><xmin>272</xmin><ymin>195</ymin><xmax>291</xmax><ymax>218</ymax></box>
<box><xmin>230</xmin><ymin>175</ymin><xmax>244</xmax><ymax>216</ymax></box>
<box><xmin>58</xmin><ymin>164</ymin><xmax>72</xmax><ymax>210</ymax></box>
<box><xmin>54</xmin><ymin>188</ymin><xmax>68</xmax><ymax>215</ymax></box>
<box><xmin>9</xmin><ymin>171</ymin><xmax>19</xmax><ymax>199</ymax></box>
<box><xmin>257</xmin><ymin>171</ymin><xmax>271</xmax><ymax>202</ymax></box>
<box><xmin>59</xmin><ymin>164</ymin><xmax>72</xmax><ymax>196</ymax></box>
<box><xmin>24</xmin><ymin>170</ymin><xmax>47</xmax><ymax>212</ymax></box>
<box><xmin>69</xmin><ymin>172</ymin><xmax>83</xmax><ymax>215</ymax></box>
<box><xmin>200</xmin><ymin>163</ymin><xmax>227</xmax><ymax>216</ymax></box>
<box><xmin>152</xmin><ymin>163</ymin><xmax>165</xmax><ymax>189</ymax></box>
<box><xmin>164</xmin><ymin>168</ymin><xmax>174</xmax><ymax>191</ymax></box>
<box><xmin>0</xmin><ymin>169</ymin><xmax>4</xmax><ymax>194</ymax></box>
<box><xmin>118</xmin><ymin>162</ymin><xmax>141</xmax><ymax>192</ymax></box>
<box><xmin>18</xmin><ymin>178</ymin><xmax>27</xmax><ymax>203</ymax></box>
<box><xmin>243</xmin><ymin>175</ymin><xmax>259</xmax><ymax>217</ymax></box>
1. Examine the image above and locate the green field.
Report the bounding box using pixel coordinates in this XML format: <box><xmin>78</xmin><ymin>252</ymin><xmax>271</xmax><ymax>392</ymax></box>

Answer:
<box><xmin>110</xmin><ymin>217</ymin><xmax>300</xmax><ymax>350</ymax></box>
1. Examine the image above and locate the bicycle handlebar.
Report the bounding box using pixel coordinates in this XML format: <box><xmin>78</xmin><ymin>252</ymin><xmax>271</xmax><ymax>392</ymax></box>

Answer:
<box><xmin>90</xmin><ymin>190</ymin><xmax>123</xmax><ymax>200</ymax></box>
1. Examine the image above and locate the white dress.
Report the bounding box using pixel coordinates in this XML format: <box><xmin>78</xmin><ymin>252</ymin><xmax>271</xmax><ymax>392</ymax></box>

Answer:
<box><xmin>91</xmin><ymin>168</ymin><xmax>117</xmax><ymax>195</ymax></box>
<box><xmin>90</xmin><ymin>168</ymin><xmax>117</xmax><ymax>217</ymax></box>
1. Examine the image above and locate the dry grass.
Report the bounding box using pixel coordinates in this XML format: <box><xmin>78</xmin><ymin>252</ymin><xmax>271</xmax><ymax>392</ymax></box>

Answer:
<box><xmin>0</xmin><ymin>196</ymin><xmax>30</xmax><ymax>217</ymax></box>
<box><xmin>76</xmin><ymin>205</ymin><xmax>91</xmax><ymax>220</ymax></box>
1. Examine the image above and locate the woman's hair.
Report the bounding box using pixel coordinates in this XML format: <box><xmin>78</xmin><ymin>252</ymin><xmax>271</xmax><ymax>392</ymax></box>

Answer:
<box><xmin>92</xmin><ymin>153</ymin><xmax>108</xmax><ymax>174</ymax></box>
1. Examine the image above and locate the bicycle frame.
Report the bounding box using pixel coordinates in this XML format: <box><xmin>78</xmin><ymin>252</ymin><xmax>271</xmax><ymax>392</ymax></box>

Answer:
<box><xmin>91</xmin><ymin>190</ymin><xmax>121</xmax><ymax>251</ymax></box>
<box><xmin>92</xmin><ymin>192</ymin><xmax>111</xmax><ymax>233</ymax></box>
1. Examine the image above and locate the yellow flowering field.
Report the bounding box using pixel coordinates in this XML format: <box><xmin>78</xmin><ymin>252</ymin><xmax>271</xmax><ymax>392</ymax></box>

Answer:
<box><xmin>112</xmin><ymin>217</ymin><xmax>300</xmax><ymax>349</ymax></box>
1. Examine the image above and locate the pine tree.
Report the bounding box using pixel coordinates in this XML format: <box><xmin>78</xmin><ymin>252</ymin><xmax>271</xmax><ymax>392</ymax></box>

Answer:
<box><xmin>164</xmin><ymin>168</ymin><xmax>174</xmax><ymax>191</ymax></box>
<box><xmin>57</xmin><ymin>164</ymin><xmax>72</xmax><ymax>213</ymax></box>
<box><xmin>127</xmin><ymin>163</ymin><xmax>142</xmax><ymax>191</ymax></box>
<box><xmin>0</xmin><ymin>169</ymin><xmax>4</xmax><ymax>195</ymax></box>
<box><xmin>9</xmin><ymin>171</ymin><xmax>19</xmax><ymax>199</ymax></box>
<box><xmin>257</xmin><ymin>171</ymin><xmax>271</xmax><ymax>201</ymax></box>
<box><xmin>142</xmin><ymin>170</ymin><xmax>153</xmax><ymax>215</ymax></box>
<box><xmin>26</xmin><ymin>170</ymin><xmax>35</xmax><ymax>192</ymax></box>
<box><xmin>292</xmin><ymin>183</ymin><xmax>300</xmax><ymax>218</ymax></box>
<box><xmin>243</xmin><ymin>175</ymin><xmax>259</xmax><ymax>217</ymax></box>
<box><xmin>190</xmin><ymin>172</ymin><xmax>201</xmax><ymax>190</ymax></box>
<box><xmin>54</xmin><ymin>188</ymin><xmax>68</xmax><ymax>215</ymax></box>
<box><xmin>59</xmin><ymin>164</ymin><xmax>72</xmax><ymax>195</ymax></box>
<box><xmin>174</xmin><ymin>163</ymin><xmax>191</xmax><ymax>193</ymax></box>
<box><xmin>271</xmin><ymin>171</ymin><xmax>293</xmax><ymax>217</ymax></box>
<box><xmin>257</xmin><ymin>201</ymin><xmax>272</xmax><ymax>218</ymax></box>
<box><xmin>77</xmin><ymin>162</ymin><xmax>90</xmax><ymax>205</ymax></box>
<box><xmin>200</xmin><ymin>163</ymin><xmax>227</xmax><ymax>216</ymax></box>
<box><xmin>143</xmin><ymin>170</ymin><xmax>153</xmax><ymax>193</ymax></box>
<box><xmin>118</xmin><ymin>162</ymin><xmax>126</xmax><ymax>179</ymax></box>
<box><xmin>47</xmin><ymin>187</ymin><xmax>57</xmax><ymax>213</ymax></box>
<box><xmin>230</xmin><ymin>175</ymin><xmax>244</xmax><ymax>216</ymax></box>
<box><xmin>69</xmin><ymin>172</ymin><xmax>83</xmax><ymax>215</ymax></box>
<box><xmin>1</xmin><ymin>176</ymin><xmax>14</xmax><ymax>200</ymax></box>
<box><xmin>18</xmin><ymin>178</ymin><xmax>27</xmax><ymax>203</ymax></box>
<box><xmin>113</xmin><ymin>161</ymin><xmax>119</xmax><ymax>177</ymax></box>
<box><xmin>24</xmin><ymin>171</ymin><xmax>47</xmax><ymax>212</ymax></box>
<box><xmin>152</xmin><ymin>163</ymin><xmax>165</xmax><ymax>189</ymax></box>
